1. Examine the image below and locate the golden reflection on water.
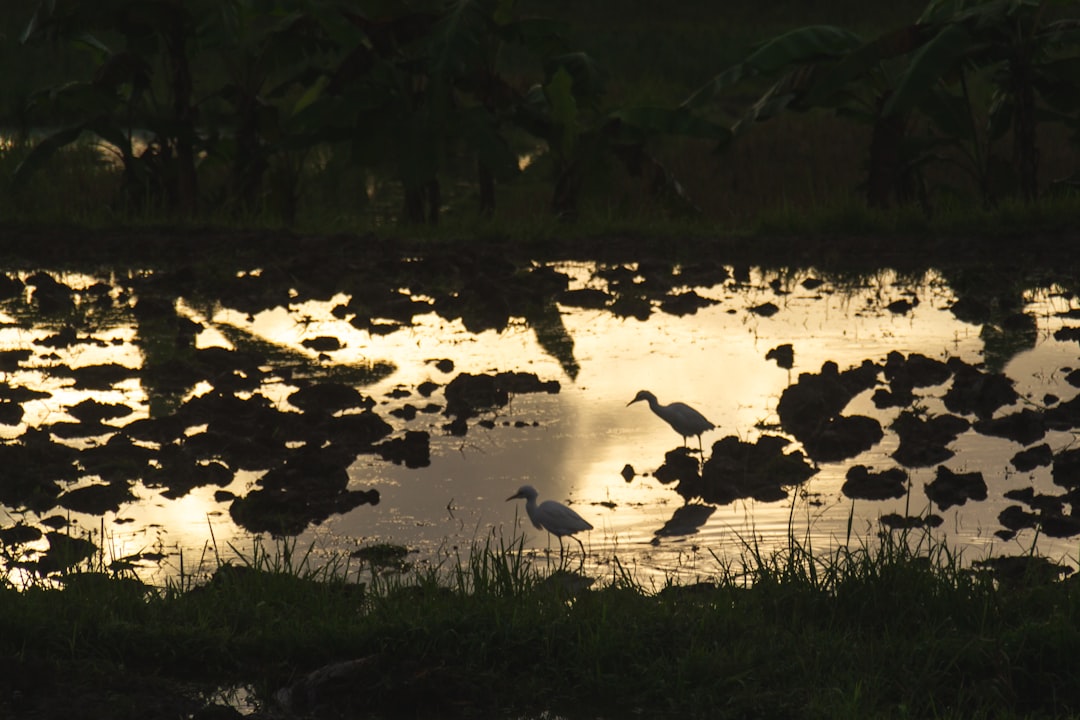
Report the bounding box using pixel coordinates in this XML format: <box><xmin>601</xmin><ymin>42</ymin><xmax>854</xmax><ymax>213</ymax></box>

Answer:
<box><xmin>4</xmin><ymin>264</ymin><xmax>1079</xmax><ymax>586</ymax></box>
<box><xmin>241</xmin><ymin>265</ymin><xmax>1078</xmax><ymax>584</ymax></box>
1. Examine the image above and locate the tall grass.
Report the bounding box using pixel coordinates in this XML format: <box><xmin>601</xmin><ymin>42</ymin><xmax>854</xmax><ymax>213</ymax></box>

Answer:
<box><xmin>0</xmin><ymin>526</ymin><xmax>1078</xmax><ymax>718</ymax></box>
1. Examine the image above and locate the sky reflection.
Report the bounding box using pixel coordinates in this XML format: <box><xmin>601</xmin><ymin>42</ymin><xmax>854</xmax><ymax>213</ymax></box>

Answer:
<box><xmin>268</xmin><ymin>266</ymin><xmax>1078</xmax><ymax>584</ymax></box>
<box><xmin>2</xmin><ymin>262</ymin><xmax>1078</xmax><ymax>587</ymax></box>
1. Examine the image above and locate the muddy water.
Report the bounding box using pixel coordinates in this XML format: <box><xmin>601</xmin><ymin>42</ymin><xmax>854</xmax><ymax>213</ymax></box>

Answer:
<box><xmin>305</xmin><ymin>264</ymin><xmax>1077</xmax><ymax>583</ymax></box>
<box><xmin>0</xmin><ymin>260</ymin><xmax>1077</xmax><ymax>586</ymax></box>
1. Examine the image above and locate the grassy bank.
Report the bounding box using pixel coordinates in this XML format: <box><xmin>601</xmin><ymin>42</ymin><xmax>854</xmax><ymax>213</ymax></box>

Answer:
<box><xmin>0</xmin><ymin>532</ymin><xmax>1077</xmax><ymax>719</ymax></box>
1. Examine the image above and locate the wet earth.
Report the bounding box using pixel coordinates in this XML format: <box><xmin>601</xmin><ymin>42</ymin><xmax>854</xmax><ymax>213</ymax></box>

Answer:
<box><xmin>0</xmin><ymin>230</ymin><xmax>1077</xmax><ymax>576</ymax></box>
<box><xmin>1</xmin><ymin>228</ymin><xmax>1080</xmax><ymax>716</ymax></box>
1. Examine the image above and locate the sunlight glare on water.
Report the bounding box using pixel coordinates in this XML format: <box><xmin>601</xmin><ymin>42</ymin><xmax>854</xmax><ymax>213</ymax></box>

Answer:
<box><xmin>5</xmin><ymin>262</ymin><xmax>1079</xmax><ymax>587</ymax></box>
<box><xmin>211</xmin><ymin>263</ymin><xmax>1078</xmax><ymax>585</ymax></box>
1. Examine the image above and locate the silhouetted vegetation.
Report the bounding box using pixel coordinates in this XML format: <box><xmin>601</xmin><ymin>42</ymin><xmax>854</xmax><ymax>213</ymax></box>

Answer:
<box><xmin>1</xmin><ymin>533</ymin><xmax>1079</xmax><ymax>718</ymax></box>
<box><xmin>3</xmin><ymin>0</ymin><xmax>1078</xmax><ymax>231</ymax></box>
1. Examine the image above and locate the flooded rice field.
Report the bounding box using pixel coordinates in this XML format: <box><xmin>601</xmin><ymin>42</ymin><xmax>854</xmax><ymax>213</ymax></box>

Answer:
<box><xmin>2</xmin><ymin>247</ymin><xmax>1079</xmax><ymax>586</ymax></box>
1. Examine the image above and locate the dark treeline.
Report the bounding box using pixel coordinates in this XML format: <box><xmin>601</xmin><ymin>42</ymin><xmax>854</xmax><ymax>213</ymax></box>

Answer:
<box><xmin>3</xmin><ymin>0</ymin><xmax>1079</xmax><ymax>227</ymax></box>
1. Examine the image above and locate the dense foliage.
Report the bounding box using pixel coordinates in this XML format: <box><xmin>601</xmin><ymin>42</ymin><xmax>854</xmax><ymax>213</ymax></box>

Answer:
<box><xmin>8</xmin><ymin>0</ymin><xmax>728</xmax><ymax>224</ymax></box>
<box><xmin>4</xmin><ymin>0</ymin><xmax>1079</xmax><ymax>228</ymax></box>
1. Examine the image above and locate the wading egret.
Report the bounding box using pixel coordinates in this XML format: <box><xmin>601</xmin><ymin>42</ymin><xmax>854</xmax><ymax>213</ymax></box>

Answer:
<box><xmin>627</xmin><ymin>389</ymin><xmax>715</xmax><ymax>453</ymax></box>
<box><xmin>506</xmin><ymin>485</ymin><xmax>592</xmax><ymax>557</ymax></box>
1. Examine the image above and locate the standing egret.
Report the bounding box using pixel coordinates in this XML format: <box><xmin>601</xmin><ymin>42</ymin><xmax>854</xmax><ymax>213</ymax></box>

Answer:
<box><xmin>506</xmin><ymin>485</ymin><xmax>592</xmax><ymax>559</ymax></box>
<box><xmin>627</xmin><ymin>389</ymin><xmax>715</xmax><ymax>453</ymax></box>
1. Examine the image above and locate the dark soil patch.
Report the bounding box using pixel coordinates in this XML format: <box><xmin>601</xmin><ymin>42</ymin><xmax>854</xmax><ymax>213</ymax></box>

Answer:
<box><xmin>664</xmin><ymin>435</ymin><xmax>818</xmax><ymax>504</ymax></box>
<box><xmin>973</xmin><ymin>409</ymin><xmax>1046</xmax><ymax>445</ymax></box>
<box><xmin>1011</xmin><ymin>443</ymin><xmax>1054</xmax><ymax>472</ymax></box>
<box><xmin>442</xmin><ymin>371</ymin><xmax>559</xmax><ymax>427</ymax></box>
<box><xmin>891</xmin><ymin>411</ymin><xmax>970</xmax><ymax>468</ymax></box>
<box><xmin>776</xmin><ymin>359</ymin><xmax>882</xmax><ymax>462</ymax></box>
<box><xmin>879</xmin><ymin>513</ymin><xmax>944</xmax><ymax>530</ymax></box>
<box><xmin>942</xmin><ymin>358</ymin><xmax>1018</xmax><ymax>419</ymax></box>
<box><xmin>56</xmin><ymin>482</ymin><xmax>136</xmax><ymax>515</ymax></box>
<box><xmin>842</xmin><ymin>465</ymin><xmax>909</xmax><ymax>500</ymax></box>
<box><xmin>766</xmin><ymin>343</ymin><xmax>794</xmax><ymax>369</ymax></box>
<box><xmin>229</xmin><ymin>446</ymin><xmax>380</xmax><ymax>535</ymax></box>
<box><xmin>924</xmin><ymin>466</ymin><xmax>988</xmax><ymax>510</ymax></box>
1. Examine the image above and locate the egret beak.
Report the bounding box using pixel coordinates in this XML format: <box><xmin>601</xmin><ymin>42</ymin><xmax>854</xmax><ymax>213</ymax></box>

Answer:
<box><xmin>626</xmin><ymin>398</ymin><xmax>638</xmax><ymax>407</ymax></box>
<box><xmin>506</xmin><ymin>491</ymin><xmax>523</xmax><ymax>501</ymax></box>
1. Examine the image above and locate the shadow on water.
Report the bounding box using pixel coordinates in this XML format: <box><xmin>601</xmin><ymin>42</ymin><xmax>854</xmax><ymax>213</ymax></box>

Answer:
<box><xmin>0</xmin><ymin>240</ymin><xmax>1079</xmax><ymax>583</ymax></box>
<box><xmin>629</xmin><ymin>338</ymin><xmax>1080</xmax><ymax>567</ymax></box>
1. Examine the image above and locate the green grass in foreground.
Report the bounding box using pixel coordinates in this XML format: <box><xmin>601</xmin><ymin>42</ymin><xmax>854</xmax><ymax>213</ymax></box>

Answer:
<box><xmin>0</xmin><ymin>531</ymin><xmax>1079</xmax><ymax>719</ymax></box>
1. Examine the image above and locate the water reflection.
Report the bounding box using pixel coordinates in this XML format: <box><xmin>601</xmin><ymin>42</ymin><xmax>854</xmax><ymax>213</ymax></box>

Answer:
<box><xmin>0</xmin><ymin>257</ymin><xmax>1076</xmax><ymax>586</ymax></box>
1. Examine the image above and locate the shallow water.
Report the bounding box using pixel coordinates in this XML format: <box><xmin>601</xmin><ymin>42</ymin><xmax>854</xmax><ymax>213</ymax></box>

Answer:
<box><xmin>1</xmin><ymin>258</ymin><xmax>1078</xmax><ymax>586</ymax></box>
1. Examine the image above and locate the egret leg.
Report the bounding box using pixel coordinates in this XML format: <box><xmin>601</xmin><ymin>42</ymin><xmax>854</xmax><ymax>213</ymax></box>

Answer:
<box><xmin>572</xmin><ymin>535</ymin><xmax>586</xmax><ymax>568</ymax></box>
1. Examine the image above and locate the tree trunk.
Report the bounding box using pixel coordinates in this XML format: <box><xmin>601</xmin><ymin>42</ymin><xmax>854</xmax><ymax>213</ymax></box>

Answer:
<box><xmin>425</xmin><ymin>179</ymin><xmax>440</xmax><ymax>224</ymax></box>
<box><xmin>234</xmin><ymin>94</ymin><xmax>268</xmax><ymax>214</ymax></box>
<box><xmin>401</xmin><ymin>179</ymin><xmax>441</xmax><ymax>225</ymax></box>
<box><xmin>1011</xmin><ymin>55</ymin><xmax>1039</xmax><ymax>203</ymax></box>
<box><xmin>866</xmin><ymin>95</ymin><xmax>911</xmax><ymax>209</ymax></box>
<box><xmin>551</xmin><ymin>161</ymin><xmax>580</xmax><ymax>221</ymax></box>
<box><xmin>403</xmin><ymin>186</ymin><xmax>426</xmax><ymax>224</ymax></box>
<box><xmin>613</xmin><ymin>143</ymin><xmax>700</xmax><ymax>217</ymax></box>
<box><xmin>478</xmin><ymin>161</ymin><xmax>495</xmax><ymax>217</ymax></box>
<box><xmin>165</xmin><ymin>20</ymin><xmax>198</xmax><ymax>215</ymax></box>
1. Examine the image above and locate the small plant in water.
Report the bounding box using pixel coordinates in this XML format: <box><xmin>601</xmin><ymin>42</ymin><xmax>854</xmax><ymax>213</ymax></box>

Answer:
<box><xmin>351</xmin><ymin>542</ymin><xmax>412</xmax><ymax>573</ymax></box>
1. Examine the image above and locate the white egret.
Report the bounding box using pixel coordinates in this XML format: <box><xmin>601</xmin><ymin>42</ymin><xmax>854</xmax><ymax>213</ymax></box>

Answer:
<box><xmin>627</xmin><ymin>389</ymin><xmax>715</xmax><ymax>453</ymax></box>
<box><xmin>506</xmin><ymin>485</ymin><xmax>592</xmax><ymax>558</ymax></box>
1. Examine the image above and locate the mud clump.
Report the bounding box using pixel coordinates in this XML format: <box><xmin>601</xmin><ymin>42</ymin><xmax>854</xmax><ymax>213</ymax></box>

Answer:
<box><xmin>766</xmin><ymin>343</ymin><xmax>794</xmax><ymax>369</ymax></box>
<box><xmin>1052</xmin><ymin>448</ymin><xmax>1080</xmax><ymax>490</ymax></box>
<box><xmin>973</xmin><ymin>408</ymin><xmax>1046</xmax><ymax>445</ymax></box>
<box><xmin>842</xmin><ymin>465</ymin><xmax>908</xmax><ymax>500</ymax></box>
<box><xmin>875</xmin><ymin>351</ymin><xmax>952</xmax><ymax>408</ymax></box>
<box><xmin>653</xmin><ymin>447</ymin><xmax>701</xmax><ymax>487</ymax></box>
<box><xmin>442</xmin><ymin>372</ymin><xmax>560</xmax><ymax>430</ymax></box>
<box><xmin>376</xmin><ymin>430</ymin><xmax>431</xmax><ymax>468</ymax></box>
<box><xmin>924</xmin><ymin>466</ymin><xmax>987</xmax><ymax>510</ymax></box>
<box><xmin>229</xmin><ymin>446</ymin><xmax>380</xmax><ymax>536</ymax></box>
<box><xmin>57</xmin><ymin>483</ymin><xmax>136</xmax><ymax>515</ymax></box>
<box><xmin>749</xmin><ymin>302</ymin><xmax>779</xmax><ymax>317</ymax></box>
<box><xmin>660</xmin><ymin>291</ymin><xmax>717</xmax><ymax>316</ymax></box>
<box><xmin>891</xmin><ymin>411</ymin><xmax>970</xmax><ymax>467</ymax></box>
<box><xmin>942</xmin><ymin>358</ymin><xmax>1018</xmax><ymax>418</ymax></box>
<box><xmin>662</xmin><ymin>435</ymin><xmax>817</xmax><ymax>504</ymax></box>
<box><xmin>777</xmin><ymin>360</ymin><xmax>882</xmax><ymax>462</ymax></box>
<box><xmin>288</xmin><ymin>383</ymin><xmax>375</xmax><ymax>414</ymax></box>
<box><xmin>1011</xmin><ymin>443</ymin><xmax>1053</xmax><ymax>472</ymax></box>
<box><xmin>800</xmin><ymin>415</ymin><xmax>883</xmax><ymax>463</ymax></box>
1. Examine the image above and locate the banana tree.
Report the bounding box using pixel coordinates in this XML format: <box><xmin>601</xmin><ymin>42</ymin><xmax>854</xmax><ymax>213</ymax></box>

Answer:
<box><xmin>886</xmin><ymin>0</ymin><xmax>1080</xmax><ymax>203</ymax></box>
<box><xmin>503</xmin><ymin>46</ymin><xmax>733</xmax><ymax>220</ymax></box>
<box><xmin>684</xmin><ymin>0</ymin><xmax>1080</xmax><ymax>209</ymax></box>
<box><xmin>16</xmin><ymin>0</ymin><xmax>202</xmax><ymax>213</ymax></box>
<box><xmin>444</xmin><ymin>1</ymin><xmax>732</xmax><ymax>220</ymax></box>
<box><xmin>289</xmin><ymin>0</ymin><xmax>729</xmax><ymax>223</ymax></box>
<box><xmin>683</xmin><ymin>22</ymin><xmax>944</xmax><ymax>209</ymax></box>
<box><xmin>196</xmin><ymin>0</ymin><xmax>342</xmax><ymax>219</ymax></box>
<box><xmin>281</xmin><ymin>0</ymin><xmax>529</xmax><ymax>224</ymax></box>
